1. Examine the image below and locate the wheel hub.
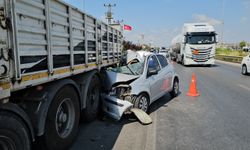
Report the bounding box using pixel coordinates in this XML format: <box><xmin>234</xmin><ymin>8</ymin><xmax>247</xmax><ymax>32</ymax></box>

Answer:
<box><xmin>58</xmin><ymin>111</ymin><xmax>67</xmax><ymax>123</ymax></box>
<box><xmin>174</xmin><ymin>82</ymin><xmax>179</xmax><ymax>94</ymax></box>
<box><xmin>139</xmin><ymin>97</ymin><xmax>148</xmax><ymax>112</ymax></box>
<box><xmin>55</xmin><ymin>98</ymin><xmax>75</xmax><ymax>138</ymax></box>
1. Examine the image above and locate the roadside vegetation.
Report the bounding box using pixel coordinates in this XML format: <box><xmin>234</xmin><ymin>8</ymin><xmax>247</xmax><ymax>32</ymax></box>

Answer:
<box><xmin>215</xmin><ymin>48</ymin><xmax>249</xmax><ymax>63</ymax></box>
<box><xmin>216</xmin><ymin>48</ymin><xmax>249</xmax><ymax>57</ymax></box>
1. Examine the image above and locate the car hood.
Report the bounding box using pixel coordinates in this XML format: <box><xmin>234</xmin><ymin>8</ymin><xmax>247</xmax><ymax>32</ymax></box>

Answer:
<box><xmin>104</xmin><ymin>71</ymin><xmax>139</xmax><ymax>90</ymax></box>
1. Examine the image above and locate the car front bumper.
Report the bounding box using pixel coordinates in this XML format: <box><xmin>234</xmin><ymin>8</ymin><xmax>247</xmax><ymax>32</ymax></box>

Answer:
<box><xmin>102</xmin><ymin>94</ymin><xmax>133</xmax><ymax>120</ymax></box>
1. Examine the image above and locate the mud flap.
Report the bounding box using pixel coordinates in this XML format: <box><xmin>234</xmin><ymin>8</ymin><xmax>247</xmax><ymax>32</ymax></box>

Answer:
<box><xmin>130</xmin><ymin>108</ymin><xmax>152</xmax><ymax>125</ymax></box>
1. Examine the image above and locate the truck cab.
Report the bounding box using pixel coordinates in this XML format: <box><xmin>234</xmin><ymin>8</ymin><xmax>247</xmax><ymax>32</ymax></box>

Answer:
<box><xmin>174</xmin><ymin>23</ymin><xmax>217</xmax><ymax>66</ymax></box>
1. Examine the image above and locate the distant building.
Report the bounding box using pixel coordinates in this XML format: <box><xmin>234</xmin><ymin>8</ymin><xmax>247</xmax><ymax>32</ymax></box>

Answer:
<box><xmin>217</xmin><ymin>43</ymin><xmax>241</xmax><ymax>50</ymax></box>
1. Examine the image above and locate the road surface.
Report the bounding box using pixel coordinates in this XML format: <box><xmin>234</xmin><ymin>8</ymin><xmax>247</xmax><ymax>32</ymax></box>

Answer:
<box><xmin>70</xmin><ymin>60</ymin><xmax>250</xmax><ymax>150</ymax></box>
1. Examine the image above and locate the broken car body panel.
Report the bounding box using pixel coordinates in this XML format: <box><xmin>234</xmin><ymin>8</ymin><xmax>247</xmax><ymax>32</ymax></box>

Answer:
<box><xmin>102</xmin><ymin>94</ymin><xmax>133</xmax><ymax>120</ymax></box>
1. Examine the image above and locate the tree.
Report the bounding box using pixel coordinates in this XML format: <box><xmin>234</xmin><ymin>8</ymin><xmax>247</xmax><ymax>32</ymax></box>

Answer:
<box><xmin>122</xmin><ymin>40</ymin><xmax>142</xmax><ymax>51</ymax></box>
<box><xmin>239</xmin><ymin>41</ymin><xmax>246</xmax><ymax>49</ymax></box>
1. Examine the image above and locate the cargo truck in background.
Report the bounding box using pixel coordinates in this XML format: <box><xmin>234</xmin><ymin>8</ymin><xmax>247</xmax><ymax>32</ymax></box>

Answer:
<box><xmin>0</xmin><ymin>0</ymin><xmax>122</xmax><ymax>149</ymax></box>
<box><xmin>171</xmin><ymin>23</ymin><xmax>217</xmax><ymax>66</ymax></box>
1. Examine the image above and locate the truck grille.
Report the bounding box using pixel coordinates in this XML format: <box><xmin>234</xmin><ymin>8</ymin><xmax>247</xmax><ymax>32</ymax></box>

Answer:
<box><xmin>191</xmin><ymin>47</ymin><xmax>212</xmax><ymax>62</ymax></box>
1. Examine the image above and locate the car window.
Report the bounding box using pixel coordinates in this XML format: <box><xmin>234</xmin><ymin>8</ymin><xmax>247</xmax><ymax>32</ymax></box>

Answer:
<box><xmin>148</xmin><ymin>55</ymin><xmax>161</xmax><ymax>72</ymax></box>
<box><xmin>156</xmin><ymin>55</ymin><xmax>168</xmax><ymax>68</ymax></box>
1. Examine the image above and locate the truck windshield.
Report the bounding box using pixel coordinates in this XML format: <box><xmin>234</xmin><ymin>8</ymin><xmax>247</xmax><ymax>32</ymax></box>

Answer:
<box><xmin>187</xmin><ymin>34</ymin><xmax>216</xmax><ymax>44</ymax></box>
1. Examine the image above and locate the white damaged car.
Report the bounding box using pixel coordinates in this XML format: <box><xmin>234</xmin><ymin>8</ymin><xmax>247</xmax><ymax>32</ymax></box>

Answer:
<box><xmin>102</xmin><ymin>51</ymin><xmax>179</xmax><ymax>120</ymax></box>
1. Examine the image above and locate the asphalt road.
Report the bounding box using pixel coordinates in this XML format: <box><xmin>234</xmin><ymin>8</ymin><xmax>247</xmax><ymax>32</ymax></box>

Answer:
<box><xmin>71</xmin><ymin>60</ymin><xmax>250</xmax><ymax>150</ymax></box>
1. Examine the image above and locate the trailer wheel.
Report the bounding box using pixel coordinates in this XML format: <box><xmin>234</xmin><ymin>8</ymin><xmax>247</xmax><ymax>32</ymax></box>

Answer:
<box><xmin>44</xmin><ymin>86</ymin><xmax>80</xmax><ymax>150</ymax></box>
<box><xmin>0</xmin><ymin>111</ymin><xmax>31</xmax><ymax>150</ymax></box>
<box><xmin>82</xmin><ymin>75</ymin><xmax>101</xmax><ymax>122</ymax></box>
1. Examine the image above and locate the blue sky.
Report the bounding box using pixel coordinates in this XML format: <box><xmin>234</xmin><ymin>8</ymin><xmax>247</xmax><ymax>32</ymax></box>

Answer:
<box><xmin>64</xmin><ymin>0</ymin><xmax>250</xmax><ymax>47</ymax></box>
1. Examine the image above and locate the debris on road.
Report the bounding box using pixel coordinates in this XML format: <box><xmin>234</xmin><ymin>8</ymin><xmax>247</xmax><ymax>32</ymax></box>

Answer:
<box><xmin>131</xmin><ymin>108</ymin><xmax>153</xmax><ymax>125</ymax></box>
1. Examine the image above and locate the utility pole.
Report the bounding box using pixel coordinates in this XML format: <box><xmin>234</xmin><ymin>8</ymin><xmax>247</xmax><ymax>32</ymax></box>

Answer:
<box><xmin>221</xmin><ymin>0</ymin><xmax>225</xmax><ymax>48</ymax></box>
<box><xmin>104</xmin><ymin>4</ymin><xmax>116</xmax><ymax>24</ymax></box>
<box><xmin>141</xmin><ymin>34</ymin><xmax>145</xmax><ymax>45</ymax></box>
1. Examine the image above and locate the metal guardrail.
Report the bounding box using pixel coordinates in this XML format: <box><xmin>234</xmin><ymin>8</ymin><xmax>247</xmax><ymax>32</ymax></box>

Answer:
<box><xmin>215</xmin><ymin>55</ymin><xmax>244</xmax><ymax>64</ymax></box>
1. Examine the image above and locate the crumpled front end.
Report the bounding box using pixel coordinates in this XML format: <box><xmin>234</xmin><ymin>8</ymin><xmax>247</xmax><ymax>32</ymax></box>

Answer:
<box><xmin>102</xmin><ymin>94</ymin><xmax>133</xmax><ymax>120</ymax></box>
<box><xmin>101</xmin><ymin>78</ymin><xmax>136</xmax><ymax>120</ymax></box>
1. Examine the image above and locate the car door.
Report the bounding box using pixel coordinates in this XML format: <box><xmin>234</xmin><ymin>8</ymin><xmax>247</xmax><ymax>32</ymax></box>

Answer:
<box><xmin>146</xmin><ymin>55</ymin><xmax>162</xmax><ymax>102</ymax></box>
<box><xmin>156</xmin><ymin>55</ymin><xmax>173</xmax><ymax>93</ymax></box>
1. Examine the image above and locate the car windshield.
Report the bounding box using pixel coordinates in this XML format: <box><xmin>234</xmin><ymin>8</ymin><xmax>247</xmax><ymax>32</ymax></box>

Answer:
<box><xmin>111</xmin><ymin>61</ymin><xmax>144</xmax><ymax>75</ymax></box>
<box><xmin>187</xmin><ymin>34</ymin><xmax>216</xmax><ymax>44</ymax></box>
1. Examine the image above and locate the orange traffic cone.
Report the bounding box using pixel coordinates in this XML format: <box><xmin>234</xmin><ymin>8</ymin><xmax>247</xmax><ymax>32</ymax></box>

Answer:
<box><xmin>186</xmin><ymin>73</ymin><xmax>200</xmax><ymax>97</ymax></box>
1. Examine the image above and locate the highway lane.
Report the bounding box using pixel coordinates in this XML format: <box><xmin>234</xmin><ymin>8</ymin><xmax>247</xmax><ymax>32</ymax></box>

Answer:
<box><xmin>156</xmin><ymin>61</ymin><xmax>250</xmax><ymax>150</ymax></box>
<box><xmin>71</xmin><ymin>61</ymin><xmax>250</xmax><ymax>150</ymax></box>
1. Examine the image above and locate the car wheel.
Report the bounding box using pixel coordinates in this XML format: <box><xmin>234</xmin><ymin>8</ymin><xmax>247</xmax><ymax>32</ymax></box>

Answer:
<box><xmin>181</xmin><ymin>56</ymin><xmax>184</xmax><ymax>65</ymax></box>
<box><xmin>242</xmin><ymin>65</ymin><xmax>248</xmax><ymax>75</ymax></box>
<box><xmin>43</xmin><ymin>86</ymin><xmax>80</xmax><ymax>150</ymax></box>
<box><xmin>134</xmin><ymin>93</ymin><xmax>149</xmax><ymax>112</ymax></box>
<box><xmin>0</xmin><ymin>112</ymin><xmax>31</xmax><ymax>150</ymax></box>
<box><xmin>170</xmin><ymin>79</ymin><xmax>179</xmax><ymax>98</ymax></box>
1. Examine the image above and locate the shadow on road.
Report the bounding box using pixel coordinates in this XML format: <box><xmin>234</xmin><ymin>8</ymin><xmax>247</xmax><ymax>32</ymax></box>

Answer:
<box><xmin>182</xmin><ymin>64</ymin><xmax>219</xmax><ymax>68</ymax></box>
<box><xmin>148</xmin><ymin>92</ymin><xmax>179</xmax><ymax>114</ymax></box>
<box><xmin>69</xmin><ymin>114</ymin><xmax>137</xmax><ymax>150</ymax></box>
<box><xmin>69</xmin><ymin>92</ymin><xmax>180</xmax><ymax>150</ymax></box>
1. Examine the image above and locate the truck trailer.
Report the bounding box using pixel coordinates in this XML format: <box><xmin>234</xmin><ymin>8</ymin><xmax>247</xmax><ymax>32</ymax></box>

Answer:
<box><xmin>171</xmin><ymin>23</ymin><xmax>217</xmax><ymax>66</ymax></box>
<box><xmin>0</xmin><ymin>0</ymin><xmax>122</xmax><ymax>149</ymax></box>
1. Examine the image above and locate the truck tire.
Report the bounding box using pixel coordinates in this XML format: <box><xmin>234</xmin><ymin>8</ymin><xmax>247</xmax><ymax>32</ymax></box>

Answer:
<box><xmin>181</xmin><ymin>55</ymin><xmax>185</xmax><ymax>65</ymax></box>
<box><xmin>0</xmin><ymin>111</ymin><xmax>31</xmax><ymax>150</ymax></box>
<box><xmin>43</xmin><ymin>86</ymin><xmax>80</xmax><ymax>150</ymax></box>
<box><xmin>81</xmin><ymin>75</ymin><xmax>101</xmax><ymax>122</ymax></box>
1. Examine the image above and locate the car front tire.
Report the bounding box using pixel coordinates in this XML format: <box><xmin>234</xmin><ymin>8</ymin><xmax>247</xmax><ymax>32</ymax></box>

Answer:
<box><xmin>242</xmin><ymin>65</ymin><xmax>248</xmax><ymax>75</ymax></box>
<box><xmin>134</xmin><ymin>93</ymin><xmax>150</xmax><ymax>112</ymax></box>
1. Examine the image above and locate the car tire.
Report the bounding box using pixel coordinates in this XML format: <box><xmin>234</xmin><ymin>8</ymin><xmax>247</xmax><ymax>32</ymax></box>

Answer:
<box><xmin>242</xmin><ymin>65</ymin><xmax>248</xmax><ymax>75</ymax></box>
<box><xmin>134</xmin><ymin>93</ymin><xmax>150</xmax><ymax>112</ymax></box>
<box><xmin>81</xmin><ymin>75</ymin><xmax>101</xmax><ymax>122</ymax></box>
<box><xmin>170</xmin><ymin>79</ymin><xmax>179</xmax><ymax>98</ymax></box>
<box><xmin>181</xmin><ymin>56</ymin><xmax>184</xmax><ymax>65</ymax></box>
<box><xmin>43</xmin><ymin>86</ymin><xmax>80</xmax><ymax>150</ymax></box>
<box><xmin>0</xmin><ymin>111</ymin><xmax>31</xmax><ymax>150</ymax></box>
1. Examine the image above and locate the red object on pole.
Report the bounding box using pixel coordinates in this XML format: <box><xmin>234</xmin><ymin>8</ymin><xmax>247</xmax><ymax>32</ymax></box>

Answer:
<box><xmin>124</xmin><ymin>25</ymin><xmax>132</xmax><ymax>31</ymax></box>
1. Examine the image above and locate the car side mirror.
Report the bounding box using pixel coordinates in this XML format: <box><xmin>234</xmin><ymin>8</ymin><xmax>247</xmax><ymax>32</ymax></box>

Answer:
<box><xmin>147</xmin><ymin>68</ymin><xmax>158</xmax><ymax>77</ymax></box>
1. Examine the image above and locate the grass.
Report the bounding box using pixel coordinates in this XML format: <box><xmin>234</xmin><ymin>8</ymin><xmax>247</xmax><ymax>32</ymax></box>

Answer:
<box><xmin>216</xmin><ymin>48</ymin><xmax>249</xmax><ymax>57</ymax></box>
<box><xmin>215</xmin><ymin>48</ymin><xmax>249</xmax><ymax>63</ymax></box>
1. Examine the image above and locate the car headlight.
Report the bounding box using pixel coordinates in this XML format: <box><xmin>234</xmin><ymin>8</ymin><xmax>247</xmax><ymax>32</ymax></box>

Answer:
<box><xmin>109</xmin><ymin>85</ymin><xmax>131</xmax><ymax>99</ymax></box>
<box><xmin>110</xmin><ymin>87</ymin><xmax>117</xmax><ymax>96</ymax></box>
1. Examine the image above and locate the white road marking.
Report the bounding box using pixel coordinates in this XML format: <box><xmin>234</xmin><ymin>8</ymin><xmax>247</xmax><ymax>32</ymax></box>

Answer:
<box><xmin>237</xmin><ymin>84</ymin><xmax>250</xmax><ymax>91</ymax></box>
